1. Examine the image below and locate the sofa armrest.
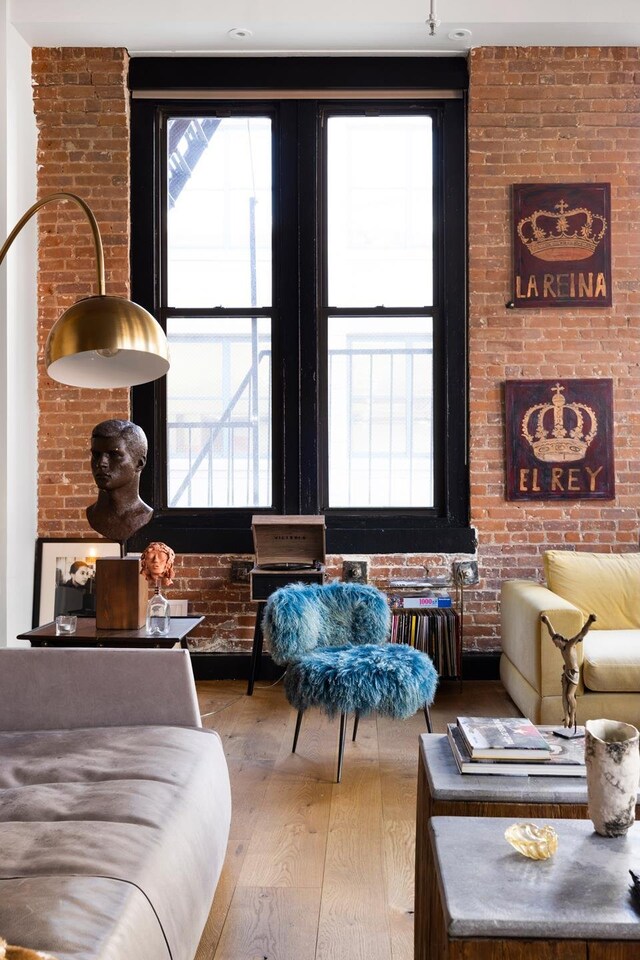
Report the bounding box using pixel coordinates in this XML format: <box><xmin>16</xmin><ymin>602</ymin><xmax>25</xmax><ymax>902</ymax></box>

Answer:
<box><xmin>0</xmin><ymin>649</ymin><xmax>202</xmax><ymax>731</ymax></box>
<box><xmin>501</xmin><ymin>580</ymin><xmax>585</xmax><ymax>698</ymax></box>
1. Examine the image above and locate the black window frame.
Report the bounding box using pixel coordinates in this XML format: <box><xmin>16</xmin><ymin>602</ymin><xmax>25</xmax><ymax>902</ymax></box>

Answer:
<box><xmin>129</xmin><ymin>57</ymin><xmax>473</xmax><ymax>555</ymax></box>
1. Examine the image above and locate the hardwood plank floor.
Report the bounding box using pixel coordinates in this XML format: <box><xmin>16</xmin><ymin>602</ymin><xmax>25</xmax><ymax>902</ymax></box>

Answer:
<box><xmin>195</xmin><ymin>678</ymin><xmax>519</xmax><ymax>960</ymax></box>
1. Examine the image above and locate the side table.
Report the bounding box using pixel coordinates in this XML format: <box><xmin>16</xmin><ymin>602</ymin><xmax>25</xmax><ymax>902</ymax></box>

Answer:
<box><xmin>428</xmin><ymin>816</ymin><xmax>640</xmax><ymax>958</ymax></box>
<box><xmin>415</xmin><ymin>733</ymin><xmax>640</xmax><ymax>960</ymax></box>
<box><xmin>17</xmin><ymin>616</ymin><xmax>204</xmax><ymax>649</ymax></box>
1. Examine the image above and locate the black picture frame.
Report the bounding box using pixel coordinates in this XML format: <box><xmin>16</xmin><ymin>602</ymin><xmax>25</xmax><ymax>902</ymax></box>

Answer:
<box><xmin>33</xmin><ymin>538</ymin><xmax>121</xmax><ymax>627</ymax></box>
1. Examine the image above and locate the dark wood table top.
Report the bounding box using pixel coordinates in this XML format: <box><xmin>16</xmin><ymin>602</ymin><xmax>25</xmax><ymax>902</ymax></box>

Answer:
<box><xmin>17</xmin><ymin>616</ymin><xmax>205</xmax><ymax>649</ymax></box>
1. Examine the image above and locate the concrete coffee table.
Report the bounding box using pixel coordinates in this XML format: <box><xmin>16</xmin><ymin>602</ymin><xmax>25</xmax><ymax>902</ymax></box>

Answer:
<box><xmin>426</xmin><ymin>816</ymin><xmax>640</xmax><ymax>958</ymax></box>
<box><xmin>418</xmin><ymin>732</ymin><xmax>598</xmax><ymax>819</ymax></box>
<box><xmin>416</xmin><ymin>733</ymin><xmax>640</xmax><ymax>959</ymax></box>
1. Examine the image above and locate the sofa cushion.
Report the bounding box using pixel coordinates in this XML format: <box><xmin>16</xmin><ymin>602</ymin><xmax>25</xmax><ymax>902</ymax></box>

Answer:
<box><xmin>0</xmin><ymin>876</ymin><xmax>172</xmax><ymax>960</ymax></box>
<box><xmin>583</xmin><ymin>631</ymin><xmax>640</xmax><ymax>692</ymax></box>
<box><xmin>0</xmin><ymin>725</ymin><xmax>231</xmax><ymax>960</ymax></box>
<box><xmin>544</xmin><ymin>551</ymin><xmax>640</xmax><ymax>630</ymax></box>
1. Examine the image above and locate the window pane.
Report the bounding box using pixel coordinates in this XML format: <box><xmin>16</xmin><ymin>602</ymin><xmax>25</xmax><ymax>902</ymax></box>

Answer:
<box><xmin>166</xmin><ymin>317</ymin><xmax>272</xmax><ymax>508</ymax></box>
<box><xmin>167</xmin><ymin>117</ymin><xmax>272</xmax><ymax>308</ymax></box>
<box><xmin>327</xmin><ymin>115</ymin><xmax>433</xmax><ymax>308</ymax></box>
<box><xmin>327</xmin><ymin>317</ymin><xmax>433</xmax><ymax>508</ymax></box>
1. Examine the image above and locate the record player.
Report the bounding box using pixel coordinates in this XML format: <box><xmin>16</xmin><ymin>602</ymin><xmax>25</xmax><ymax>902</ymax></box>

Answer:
<box><xmin>250</xmin><ymin>515</ymin><xmax>326</xmax><ymax>601</ymax></box>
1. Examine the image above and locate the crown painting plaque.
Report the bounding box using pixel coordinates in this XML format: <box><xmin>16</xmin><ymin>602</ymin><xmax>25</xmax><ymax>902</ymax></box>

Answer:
<box><xmin>512</xmin><ymin>183</ymin><xmax>611</xmax><ymax>308</ymax></box>
<box><xmin>505</xmin><ymin>378</ymin><xmax>614</xmax><ymax>501</ymax></box>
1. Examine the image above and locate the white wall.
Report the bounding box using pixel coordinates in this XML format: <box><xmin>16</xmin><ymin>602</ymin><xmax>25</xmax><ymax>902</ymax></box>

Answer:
<box><xmin>0</xmin><ymin>1</ymin><xmax>38</xmax><ymax>645</ymax></box>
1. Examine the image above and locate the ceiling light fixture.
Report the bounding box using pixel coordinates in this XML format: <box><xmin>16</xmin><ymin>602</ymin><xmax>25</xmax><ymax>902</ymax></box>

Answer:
<box><xmin>426</xmin><ymin>0</ymin><xmax>440</xmax><ymax>37</ymax></box>
<box><xmin>448</xmin><ymin>28</ymin><xmax>472</xmax><ymax>41</ymax></box>
<box><xmin>0</xmin><ymin>192</ymin><xmax>170</xmax><ymax>388</ymax></box>
<box><xmin>227</xmin><ymin>27</ymin><xmax>253</xmax><ymax>40</ymax></box>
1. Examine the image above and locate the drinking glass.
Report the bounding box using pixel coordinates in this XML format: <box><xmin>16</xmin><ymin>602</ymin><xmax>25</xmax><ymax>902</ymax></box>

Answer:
<box><xmin>55</xmin><ymin>615</ymin><xmax>77</xmax><ymax>636</ymax></box>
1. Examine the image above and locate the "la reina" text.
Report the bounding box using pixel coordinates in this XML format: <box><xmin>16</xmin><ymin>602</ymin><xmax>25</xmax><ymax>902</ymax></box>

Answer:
<box><xmin>515</xmin><ymin>272</ymin><xmax>607</xmax><ymax>300</ymax></box>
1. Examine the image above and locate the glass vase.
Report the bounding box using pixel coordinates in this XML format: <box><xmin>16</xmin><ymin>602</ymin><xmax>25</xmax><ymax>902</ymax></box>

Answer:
<box><xmin>146</xmin><ymin>579</ymin><xmax>171</xmax><ymax>636</ymax></box>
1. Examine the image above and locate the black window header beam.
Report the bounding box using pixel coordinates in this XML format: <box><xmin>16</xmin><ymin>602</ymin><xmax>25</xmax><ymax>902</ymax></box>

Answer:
<box><xmin>129</xmin><ymin>56</ymin><xmax>468</xmax><ymax>94</ymax></box>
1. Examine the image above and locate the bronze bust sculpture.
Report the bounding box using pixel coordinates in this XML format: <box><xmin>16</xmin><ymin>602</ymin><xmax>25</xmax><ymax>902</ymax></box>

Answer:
<box><xmin>86</xmin><ymin>419</ymin><xmax>153</xmax><ymax>543</ymax></box>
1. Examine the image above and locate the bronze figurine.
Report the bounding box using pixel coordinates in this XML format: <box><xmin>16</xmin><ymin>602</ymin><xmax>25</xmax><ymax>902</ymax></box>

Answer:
<box><xmin>540</xmin><ymin>611</ymin><xmax>597</xmax><ymax>732</ymax></box>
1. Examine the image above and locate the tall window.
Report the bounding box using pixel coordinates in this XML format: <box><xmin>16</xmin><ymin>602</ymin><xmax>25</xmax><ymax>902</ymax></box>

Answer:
<box><xmin>130</xmin><ymin>58</ymin><xmax>471</xmax><ymax>554</ymax></box>
<box><xmin>325</xmin><ymin>114</ymin><xmax>433</xmax><ymax>509</ymax></box>
<box><xmin>165</xmin><ymin>116</ymin><xmax>273</xmax><ymax>509</ymax></box>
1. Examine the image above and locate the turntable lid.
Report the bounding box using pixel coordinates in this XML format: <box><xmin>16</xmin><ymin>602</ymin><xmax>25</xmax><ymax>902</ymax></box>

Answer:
<box><xmin>252</xmin><ymin>515</ymin><xmax>326</xmax><ymax>568</ymax></box>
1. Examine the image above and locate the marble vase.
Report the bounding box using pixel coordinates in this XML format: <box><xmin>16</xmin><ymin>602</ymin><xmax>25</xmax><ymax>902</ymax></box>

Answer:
<box><xmin>585</xmin><ymin>718</ymin><xmax>640</xmax><ymax>838</ymax></box>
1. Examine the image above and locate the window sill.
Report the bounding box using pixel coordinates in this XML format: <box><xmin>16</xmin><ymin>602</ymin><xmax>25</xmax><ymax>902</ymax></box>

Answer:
<box><xmin>127</xmin><ymin>514</ymin><xmax>476</xmax><ymax>556</ymax></box>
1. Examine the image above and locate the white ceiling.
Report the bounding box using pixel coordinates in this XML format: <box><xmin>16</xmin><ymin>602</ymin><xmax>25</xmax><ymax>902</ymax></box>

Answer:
<box><xmin>10</xmin><ymin>0</ymin><xmax>640</xmax><ymax>56</ymax></box>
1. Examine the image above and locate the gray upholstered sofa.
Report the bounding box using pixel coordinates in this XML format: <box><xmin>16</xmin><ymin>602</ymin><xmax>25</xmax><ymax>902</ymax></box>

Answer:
<box><xmin>0</xmin><ymin>648</ymin><xmax>231</xmax><ymax>960</ymax></box>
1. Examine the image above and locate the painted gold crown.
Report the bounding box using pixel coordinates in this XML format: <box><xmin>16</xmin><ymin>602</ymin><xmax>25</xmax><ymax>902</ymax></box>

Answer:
<box><xmin>521</xmin><ymin>384</ymin><xmax>598</xmax><ymax>463</ymax></box>
<box><xmin>517</xmin><ymin>199</ymin><xmax>607</xmax><ymax>262</ymax></box>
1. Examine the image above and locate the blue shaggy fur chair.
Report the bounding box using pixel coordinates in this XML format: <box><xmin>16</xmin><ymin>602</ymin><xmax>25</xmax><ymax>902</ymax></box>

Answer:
<box><xmin>262</xmin><ymin>581</ymin><xmax>438</xmax><ymax>782</ymax></box>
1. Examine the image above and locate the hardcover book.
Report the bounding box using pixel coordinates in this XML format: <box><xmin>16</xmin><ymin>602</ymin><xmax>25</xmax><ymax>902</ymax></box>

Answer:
<box><xmin>447</xmin><ymin>724</ymin><xmax>586</xmax><ymax>777</ymax></box>
<box><xmin>389</xmin><ymin>595</ymin><xmax>452</xmax><ymax>609</ymax></box>
<box><xmin>456</xmin><ymin>716</ymin><xmax>551</xmax><ymax>760</ymax></box>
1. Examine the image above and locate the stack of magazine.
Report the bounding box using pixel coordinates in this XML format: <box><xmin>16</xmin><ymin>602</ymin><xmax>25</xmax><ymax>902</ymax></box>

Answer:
<box><xmin>447</xmin><ymin>716</ymin><xmax>586</xmax><ymax>777</ymax></box>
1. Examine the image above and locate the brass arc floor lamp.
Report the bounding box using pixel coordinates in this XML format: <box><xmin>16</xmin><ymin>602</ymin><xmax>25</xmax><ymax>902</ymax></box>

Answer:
<box><xmin>0</xmin><ymin>191</ymin><xmax>169</xmax><ymax>388</ymax></box>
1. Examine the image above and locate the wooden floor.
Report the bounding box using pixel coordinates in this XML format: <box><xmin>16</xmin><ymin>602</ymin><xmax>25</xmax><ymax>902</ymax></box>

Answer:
<box><xmin>194</xmin><ymin>677</ymin><xmax>519</xmax><ymax>960</ymax></box>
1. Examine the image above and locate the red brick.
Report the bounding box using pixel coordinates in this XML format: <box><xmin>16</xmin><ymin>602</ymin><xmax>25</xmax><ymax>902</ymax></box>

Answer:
<box><xmin>33</xmin><ymin>45</ymin><xmax>640</xmax><ymax>655</ymax></box>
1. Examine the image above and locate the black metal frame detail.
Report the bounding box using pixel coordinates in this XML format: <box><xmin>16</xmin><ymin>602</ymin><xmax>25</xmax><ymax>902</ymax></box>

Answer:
<box><xmin>129</xmin><ymin>57</ymin><xmax>473</xmax><ymax>555</ymax></box>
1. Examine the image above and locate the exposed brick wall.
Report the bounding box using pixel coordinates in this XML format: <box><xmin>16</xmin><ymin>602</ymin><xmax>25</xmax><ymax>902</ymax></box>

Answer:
<box><xmin>30</xmin><ymin>46</ymin><xmax>469</xmax><ymax>654</ymax></box>
<box><xmin>32</xmin><ymin>45</ymin><xmax>640</xmax><ymax>655</ymax></box>
<box><xmin>467</xmin><ymin>46</ymin><xmax>640</xmax><ymax>650</ymax></box>
<box><xmin>33</xmin><ymin>47</ymin><xmax>130</xmax><ymax>535</ymax></box>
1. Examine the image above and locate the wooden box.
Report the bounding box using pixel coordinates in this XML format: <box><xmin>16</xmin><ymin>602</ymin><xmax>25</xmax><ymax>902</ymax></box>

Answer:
<box><xmin>95</xmin><ymin>557</ymin><xmax>147</xmax><ymax>629</ymax></box>
<box><xmin>250</xmin><ymin>515</ymin><xmax>326</xmax><ymax>601</ymax></box>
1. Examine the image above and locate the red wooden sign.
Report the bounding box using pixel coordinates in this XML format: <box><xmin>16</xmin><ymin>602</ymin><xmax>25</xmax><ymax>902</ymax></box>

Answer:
<box><xmin>512</xmin><ymin>183</ymin><xmax>611</xmax><ymax>308</ymax></box>
<box><xmin>505</xmin><ymin>379</ymin><xmax>614</xmax><ymax>501</ymax></box>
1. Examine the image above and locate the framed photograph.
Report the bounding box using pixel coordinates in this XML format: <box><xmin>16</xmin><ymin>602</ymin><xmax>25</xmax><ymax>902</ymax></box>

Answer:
<box><xmin>33</xmin><ymin>538</ymin><xmax>121</xmax><ymax>627</ymax></box>
<box><xmin>505</xmin><ymin>378</ymin><xmax>615</xmax><ymax>502</ymax></box>
<box><xmin>512</xmin><ymin>182</ymin><xmax>611</xmax><ymax>308</ymax></box>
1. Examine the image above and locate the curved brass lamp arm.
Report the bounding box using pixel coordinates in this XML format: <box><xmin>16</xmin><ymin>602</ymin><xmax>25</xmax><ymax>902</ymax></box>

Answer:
<box><xmin>0</xmin><ymin>191</ymin><xmax>105</xmax><ymax>295</ymax></box>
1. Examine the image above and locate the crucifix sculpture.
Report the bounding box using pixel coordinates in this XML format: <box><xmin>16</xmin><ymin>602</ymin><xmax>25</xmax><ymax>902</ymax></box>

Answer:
<box><xmin>540</xmin><ymin>612</ymin><xmax>597</xmax><ymax>734</ymax></box>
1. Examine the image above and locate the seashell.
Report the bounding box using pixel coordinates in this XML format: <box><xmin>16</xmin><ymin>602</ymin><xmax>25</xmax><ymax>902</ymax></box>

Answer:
<box><xmin>504</xmin><ymin>822</ymin><xmax>558</xmax><ymax>860</ymax></box>
<box><xmin>0</xmin><ymin>939</ymin><xmax>59</xmax><ymax>960</ymax></box>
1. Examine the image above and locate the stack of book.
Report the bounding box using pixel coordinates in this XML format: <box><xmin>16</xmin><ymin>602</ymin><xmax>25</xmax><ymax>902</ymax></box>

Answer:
<box><xmin>447</xmin><ymin>716</ymin><xmax>586</xmax><ymax>777</ymax></box>
<box><xmin>388</xmin><ymin>594</ymin><xmax>453</xmax><ymax>609</ymax></box>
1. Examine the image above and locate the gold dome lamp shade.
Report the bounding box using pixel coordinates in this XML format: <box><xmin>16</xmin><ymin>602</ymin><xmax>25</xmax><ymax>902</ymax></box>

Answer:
<box><xmin>0</xmin><ymin>192</ymin><xmax>169</xmax><ymax>388</ymax></box>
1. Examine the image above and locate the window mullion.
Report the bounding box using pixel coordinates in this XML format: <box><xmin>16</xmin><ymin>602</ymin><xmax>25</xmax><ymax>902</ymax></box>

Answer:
<box><xmin>297</xmin><ymin>101</ymin><xmax>321</xmax><ymax>515</ymax></box>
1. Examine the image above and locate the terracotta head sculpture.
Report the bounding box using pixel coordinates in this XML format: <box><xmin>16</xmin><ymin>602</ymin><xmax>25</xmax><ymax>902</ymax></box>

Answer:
<box><xmin>140</xmin><ymin>541</ymin><xmax>176</xmax><ymax>587</ymax></box>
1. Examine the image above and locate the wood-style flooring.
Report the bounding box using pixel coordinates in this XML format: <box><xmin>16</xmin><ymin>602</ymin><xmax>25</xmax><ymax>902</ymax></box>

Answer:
<box><xmin>194</xmin><ymin>678</ymin><xmax>519</xmax><ymax>960</ymax></box>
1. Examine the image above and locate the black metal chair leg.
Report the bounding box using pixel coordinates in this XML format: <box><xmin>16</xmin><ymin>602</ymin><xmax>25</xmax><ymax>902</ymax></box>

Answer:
<box><xmin>423</xmin><ymin>702</ymin><xmax>433</xmax><ymax>734</ymax></box>
<box><xmin>352</xmin><ymin>711</ymin><xmax>360</xmax><ymax>742</ymax></box>
<box><xmin>336</xmin><ymin>712</ymin><xmax>348</xmax><ymax>783</ymax></box>
<box><xmin>292</xmin><ymin>710</ymin><xmax>304</xmax><ymax>753</ymax></box>
<box><xmin>246</xmin><ymin>602</ymin><xmax>266</xmax><ymax>696</ymax></box>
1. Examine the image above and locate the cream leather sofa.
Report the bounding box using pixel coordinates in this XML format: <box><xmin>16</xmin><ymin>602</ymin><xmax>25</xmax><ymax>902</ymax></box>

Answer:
<box><xmin>500</xmin><ymin>551</ymin><xmax>640</xmax><ymax>726</ymax></box>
